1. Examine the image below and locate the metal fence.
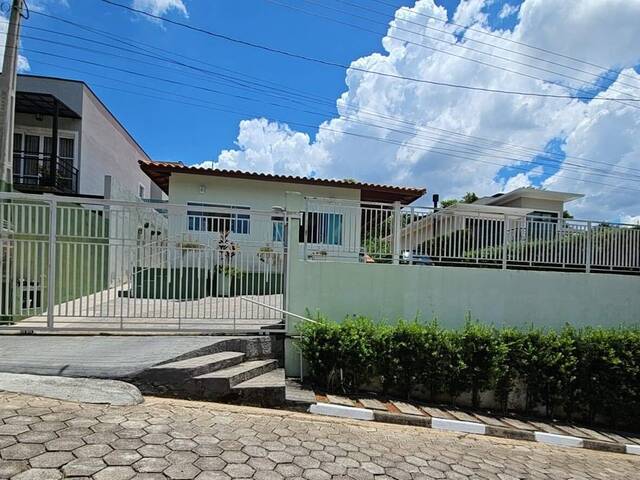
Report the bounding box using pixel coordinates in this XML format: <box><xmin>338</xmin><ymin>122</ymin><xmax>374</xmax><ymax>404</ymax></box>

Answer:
<box><xmin>303</xmin><ymin>197</ymin><xmax>640</xmax><ymax>274</ymax></box>
<box><xmin>0</xmin><ymin>192</ymin><xmax>287</xmax><ymax>332</ymax></box>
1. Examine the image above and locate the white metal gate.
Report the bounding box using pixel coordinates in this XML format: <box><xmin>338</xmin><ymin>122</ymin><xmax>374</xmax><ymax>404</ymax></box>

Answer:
<box><xmin>0</xmin><ymin>192</ymin><xmax>288</xmax><ymax>333</ymax></box>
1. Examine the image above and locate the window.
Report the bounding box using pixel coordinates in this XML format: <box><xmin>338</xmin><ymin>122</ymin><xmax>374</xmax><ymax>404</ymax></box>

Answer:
<box><xmin>187</xmin><ymin>203</ymin><xmax>250</xmax><ymax>234</ymax></box>
<box><xmin>299</xmin><ymin>212</ymin><xmax>343</xmax><ymax>245</ymax></box>
<box><xmin>138</xmin><ymin>184</ymin><xmax>145</xmax><ymax>199</ymax></box>
<box><xmin>272</xmin><ymin>216</ymin><xmax>284</xmax><ymax>242</ymax></box>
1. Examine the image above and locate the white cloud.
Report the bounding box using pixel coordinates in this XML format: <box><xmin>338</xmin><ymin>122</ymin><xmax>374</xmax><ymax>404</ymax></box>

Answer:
<box><xmin>209</xmin><ymin>0</ymin><xmax>640</xmax><ymax>222</ymax></box>
<box><xmin>0</xmin><ymin>13</ymin><xmax>30</xmax><ymax>73</ymax></box>
<box><xmin>131</xmin><ymin>0</ymin><xmax>188</xmax><ymax>20</ymax></box>
<box><xmin>498</xmin><ymin>3</ymin><xmax>520</xmax><ymax>19</ymax></box>
<box><xmin>28</xmin><ymin>0</ymin><xmax>70</xmax><ymax>13</ymax></box>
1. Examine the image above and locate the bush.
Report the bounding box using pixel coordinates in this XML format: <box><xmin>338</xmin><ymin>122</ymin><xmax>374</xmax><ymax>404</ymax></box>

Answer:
<box><xmin>296</xmin><ymin>318</ymin><xmax>640</xmax><ymax>427</ymax></box>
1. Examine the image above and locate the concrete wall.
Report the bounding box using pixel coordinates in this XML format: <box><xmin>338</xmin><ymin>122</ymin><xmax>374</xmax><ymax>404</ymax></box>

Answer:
<box><xmin>285</xmin><ymin>259</ymin><xmax>640</xmax><ymax>374</ymax></box>
<box><xmin>79</xmin><ymin>88</ymin><xmax>156</xmax><ymax>198</ymax></box>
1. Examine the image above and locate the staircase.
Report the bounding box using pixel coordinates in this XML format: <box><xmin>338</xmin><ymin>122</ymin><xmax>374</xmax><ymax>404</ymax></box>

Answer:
<box><xmin>133</xmin><ymin>336</ymin><xmax>285</xmax><ymax>407</ymax></box>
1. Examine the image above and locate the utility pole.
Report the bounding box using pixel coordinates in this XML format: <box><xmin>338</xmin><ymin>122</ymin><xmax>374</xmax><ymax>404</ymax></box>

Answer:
<box><xmin>0</xmin><ymin>0</ymin><xmax>25</xmax><ymax>191</ymax></box>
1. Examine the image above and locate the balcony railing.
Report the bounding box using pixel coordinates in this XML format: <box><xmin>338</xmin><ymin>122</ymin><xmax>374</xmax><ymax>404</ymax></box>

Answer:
<box><xmin>13</xmin><ymin>152</ymin><xmax>79</xmax><ymax>195</ymax></box>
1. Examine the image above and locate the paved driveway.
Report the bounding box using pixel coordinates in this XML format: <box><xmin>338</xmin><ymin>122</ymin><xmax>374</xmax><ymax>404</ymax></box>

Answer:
<box><xmin>0</xmin><ymin>392</ymin><xmax>638</xmax><ymax>479</ymax></box>
<box><xmin>0</xmin><ymin>336</ymin><xmax>235</xmax><ymax>378</ymax></box>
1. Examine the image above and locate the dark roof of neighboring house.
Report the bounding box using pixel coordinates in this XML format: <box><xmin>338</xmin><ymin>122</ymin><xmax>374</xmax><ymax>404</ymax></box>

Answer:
<box><xmin>139</xmin><ymin>160</ymin><xmax>426</xmax><ymax>204</ymax></box>
<box><xmin>17</xmin><ymin>74</ymin><xmax>151</xmax><ymax>161</ymax></box>
<box><xmin>16</xmin><ymin>91</ymin><xmax>81</xmax><ymax>118</ymax></box>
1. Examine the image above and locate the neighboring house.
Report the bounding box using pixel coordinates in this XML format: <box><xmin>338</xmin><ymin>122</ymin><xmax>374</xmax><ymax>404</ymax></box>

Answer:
<box><xmin>393</xmin><ymin>187</ymin><xmax>584</xmax><ymax>261</ymax></box>
<box><xmin>472</xmin><ymin>187</ymin><xmax>584</xmax><ymax>219</ymax></box>
<box><xmin>12</xmin><ymin>74</ymin><xmax>164</xmax><ymax>200</ymax></box>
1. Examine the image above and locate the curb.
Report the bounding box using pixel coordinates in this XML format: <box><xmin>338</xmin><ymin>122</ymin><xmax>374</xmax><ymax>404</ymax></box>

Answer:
<box><xmin>308</xmin><ymin>402</ymin><xmax>640</xmax><ymax>457</ymax></box>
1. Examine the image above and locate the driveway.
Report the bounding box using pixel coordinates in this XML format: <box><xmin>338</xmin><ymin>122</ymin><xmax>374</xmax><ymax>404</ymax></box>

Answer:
<box><xmin>0</xmin><ymin>336</ymin><xmax>236</xmax><ymax>378</ymax></box>
<box><xmin>0</xmin><ymin>392</ymin><xmax>638</xmax><ymax>479</ymax></box>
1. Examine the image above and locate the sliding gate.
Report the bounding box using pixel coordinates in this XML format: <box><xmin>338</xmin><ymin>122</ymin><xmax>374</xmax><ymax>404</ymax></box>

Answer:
<box><xmin>0</xmin><ymin>192</ymin><xmax>287</xmax><ymax>333</ymax></box>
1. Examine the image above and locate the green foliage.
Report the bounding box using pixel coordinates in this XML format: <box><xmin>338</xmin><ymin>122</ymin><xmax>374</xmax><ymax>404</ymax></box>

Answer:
<box><xmin>297</xmin><ymin>318</ymin><xmax>640</xmax><ymax>426</ymax></box>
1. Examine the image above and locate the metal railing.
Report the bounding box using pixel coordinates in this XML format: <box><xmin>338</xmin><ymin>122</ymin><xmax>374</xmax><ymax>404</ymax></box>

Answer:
<box><xmin>303</xmin><ymin>197</ymin><xmax>640</xmax><ymax>274</ymax></box>
<box><xmin>12</xmin><ymin>151</ymin><xmax>79</xmax><ymax>194</ymax></box>
<box><xmin>0</xmin><ymin>192</ymin><xmax>288</xmax><ymax>332</ymax></box>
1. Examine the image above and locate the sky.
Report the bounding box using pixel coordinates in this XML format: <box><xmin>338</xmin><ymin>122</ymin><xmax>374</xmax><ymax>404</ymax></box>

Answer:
<box><xmin>2</xmin><ymin>0</ymin><xmax>640</xmax><ymax>222</ymax></box>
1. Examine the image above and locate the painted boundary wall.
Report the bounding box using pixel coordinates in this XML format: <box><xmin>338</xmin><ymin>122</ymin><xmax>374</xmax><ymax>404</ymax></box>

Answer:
<box><xmin>285</xmin><ymin>259</ymin><xmax>640</xmax><ymax>375</ymax></box>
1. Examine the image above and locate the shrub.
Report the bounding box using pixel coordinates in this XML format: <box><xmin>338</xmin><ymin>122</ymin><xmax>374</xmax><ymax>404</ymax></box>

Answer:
<box><xmin>297</xmin><ymin>317</ymin><xmax>640</xmax><ymax>427</ymax></box>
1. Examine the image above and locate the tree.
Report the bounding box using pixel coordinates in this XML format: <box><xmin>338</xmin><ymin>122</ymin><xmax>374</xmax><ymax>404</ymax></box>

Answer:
<box><xmin>440</xmin><ymin>192</ymin><xmax>477</xmax><ymax>209</ymax></box>
<box><xmin>462</xmin><ymin>192</ymin><xmax>478</xmax><ymax>204</ymax></box>
<box><xmin>563</xmin><ymin>210</ymin><xmax>573</xmax><ymax>219</ymax></box>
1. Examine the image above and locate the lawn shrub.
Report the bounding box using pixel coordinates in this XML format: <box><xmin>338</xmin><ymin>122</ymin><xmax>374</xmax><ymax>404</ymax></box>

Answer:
<box><xmin>296</xmin><ymin>318</ymin><xmax>640</xmax><ymax>427</ymax></box>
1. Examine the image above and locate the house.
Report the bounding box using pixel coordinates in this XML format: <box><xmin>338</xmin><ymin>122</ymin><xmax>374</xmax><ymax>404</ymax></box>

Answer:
<box><xmin>12</xmin><ymin>74</ymin><xmax>164</xmax><ymax>201</ymax></box>
<box><xmin>472</xmin><ymin>187</ymin><xmax>584</xmax><ymax>219</ymax></box>
<box><xmin>392</xmin><ymin>187</ymin><xmax>585</xmax><ymax>263</ymax></box>
<box><xmin>139</xmin><ymin>159</ymin><xmax>425</xmax><ymax>257</ymax></box>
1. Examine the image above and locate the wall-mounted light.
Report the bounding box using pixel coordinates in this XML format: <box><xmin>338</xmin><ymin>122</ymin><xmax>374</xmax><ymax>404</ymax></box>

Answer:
<box><xmin>199</xmin><ymin>185</ymin><xmax>206</xmax><ymax>194</ymax></box>
<box><xmin>35</xmin><ymin>113</ymin><xmax>43</xmax><ymax>121</ymax></box>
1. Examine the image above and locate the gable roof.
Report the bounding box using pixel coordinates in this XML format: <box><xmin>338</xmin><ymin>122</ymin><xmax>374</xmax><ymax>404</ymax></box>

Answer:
<box><xmin>139</xmin><ymin>160</ymin><xmax>426</xmax><ymax>204</ymax></box>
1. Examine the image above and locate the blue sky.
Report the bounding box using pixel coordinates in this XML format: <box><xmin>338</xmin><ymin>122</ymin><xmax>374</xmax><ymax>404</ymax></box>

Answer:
<box><xmin>20</xmin><ymin>0</ymin><xmax>525</xmax><ymax>165</ymax></box>
<box><xmin>21</xmin><ymin>0</ymin><xmax>426</xmax><ymax>163</ymax></box>
<box><xmin>12</xmin><ymin>0</ymin><xmax>640</xmax><ymax>221</ymax></box>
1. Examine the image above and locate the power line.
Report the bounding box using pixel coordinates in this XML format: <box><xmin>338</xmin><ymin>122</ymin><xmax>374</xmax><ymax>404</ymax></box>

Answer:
<box><xmin>18</xmin><ymin>17</ymin><xmax>640</xmax><ymax>180</ymax></box>
<box><xmin>366</xmin><ymin>0</ymin><xmax>640</xmax><ymax>86</ymax></box>
<box><xmin>21</xmin><ymin>47</ymin><xmax>640</xmax><ymax>191</ymax></box>
<box><xmin>20</xmin><ymin>41</ymin><xmax>640</xmax><ymax>184</ymax></box>
<box><xmin>264</xmin><ymin>0</ymin><xmax>639</xmax><ymax>110</ymax></box>
<box><xmin>98</xmin><ymin>0</ymin><xmax>640</xmax><ymax>103</ymax></box>
<box><xmin>338</xmin><ymin>0</ymin><xmax>640</xmax><ymax>91</ymax></box>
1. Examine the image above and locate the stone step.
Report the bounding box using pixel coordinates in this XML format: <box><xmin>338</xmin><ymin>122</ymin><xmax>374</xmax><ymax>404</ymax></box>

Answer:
<box><xmin>191</xmin><ymin>359</ymin><xmax>278</xmax><ymax>399</ymax></box>
<box><xmin>232</xmin><ymin>368</ymin><xmax>285</xmax><ymax>407</ymax></box>
<box><xmin>142</xmin><ymin>351</ymin><xmax>246</xmax><ymax>384</ymax></box>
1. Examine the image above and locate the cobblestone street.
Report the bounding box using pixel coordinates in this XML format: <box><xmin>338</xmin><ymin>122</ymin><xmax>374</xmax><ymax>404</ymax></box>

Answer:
<box><xmin>0</xmin><ymin>392</ymin><xmax>638</xmax><ymax>480</ymax></box>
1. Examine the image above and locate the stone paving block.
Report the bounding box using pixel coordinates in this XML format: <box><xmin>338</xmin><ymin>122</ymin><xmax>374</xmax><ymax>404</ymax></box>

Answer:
<box><xmin>29</xmin><ymin>450</ymin><xmax>74</xmax><ymax>468</ymax></box>
<box><xmin>134</xmin><ymin>456</ymin><xmax>170</xmax><ymax>473</ymax></box>
<box><xmin>104</xmin><ymin>449</ymin><xmax>142</xmax><ymax>466</ymax></box>
<box><xmin>94</xmin><ymin>465</ymin><xmax>136</xmax><ymax>480</ymax></box>
<box><xmin>472</xmin><ymin>414</ymin><xmax>507</xmax><ymax>427</ymax></box>
<box><xmin>0</xmin><ymin>460</ymin><xmax>29</xmax><ymax>478</ymax></box>
<box><xmin>325</xmin><ymin>395</ymin><xmax>355</xmax><ymax>407</ymax></box>
<box><xmin>1</xmin><ymin>442</ymin><xmax>45</xmax><ymax>460</ymax></box>
<box><xmin>12</xmin><ymin>468</ymin><xmax>63</xmax><ymax>479</ymax></box>
<box><xmin>165</xmin><ymin>463</ymin><xmax>202</xmax><ymax>479</ymax></box>
<box><xmin>62</xmin><ymin>457</ymin><xmax>107</xmax><ymax>476</ymax></box>
<box><xmin>420</xmin><ymin>407</ymin><xmax>453</xmax><ymax>419</ymax></box>
<box><xmin>499</xmin><ymin>417</ymin><xmax>536</xmax><ymax>431</ymax></box>
<box><xmin>391</xmin><ymin>402</ymin><xmax>425</xmax><ymax>416</ymax></box>
<box><xmin>528</xmin><ymin>421</ymin><xmax>564</xmax><ymax>435</ymax></box>
<box><xmin>446</xmin><ymin>410</ymin><xmax>480</xmax><ymax>423</ymax></box>
<box><xmin>573</xmin><ymin>427</ymin><xmax>617</xmax><ymax>443</ymax></box>
<box><xmin>358</xmin><ymin>398</ymin><xmax>388</xmax><ymax>411</ymax></box>
<box><xmin>554</xmin><ymin>425</ymin><xmax>588</xmax><ymax>438</ymax></box>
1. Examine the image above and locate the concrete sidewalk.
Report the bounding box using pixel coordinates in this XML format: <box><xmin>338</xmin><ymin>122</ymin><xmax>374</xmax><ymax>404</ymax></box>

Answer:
<box><xmin>0</xmin><ymin>336</ymin><xmax>237</xmax><ymax>378</ymax></box>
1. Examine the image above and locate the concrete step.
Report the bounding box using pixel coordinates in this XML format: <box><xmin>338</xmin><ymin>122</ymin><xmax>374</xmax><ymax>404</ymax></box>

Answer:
<box><xmin>191</xmin><ymin>359</ymin><xmax>278</xmax><ymax>399</ymax></box>
<box><xmin>142</xmin><ymin>351</ymin><xmax>246</xmax><ymax>384</ymax></box>
<box><xmin>232</xmin><ymin>368</ymin><xmax>285</xmax><ymax>407</ymax></box>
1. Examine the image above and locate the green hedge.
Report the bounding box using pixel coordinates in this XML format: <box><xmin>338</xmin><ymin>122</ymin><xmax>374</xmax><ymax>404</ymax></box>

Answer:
<box><xmin>297</xmin><ymin>318</ymin><xmax>640</xmax><ymax>427</ymax></box>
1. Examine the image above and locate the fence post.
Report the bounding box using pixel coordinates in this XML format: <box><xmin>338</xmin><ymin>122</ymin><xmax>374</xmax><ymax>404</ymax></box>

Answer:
<box><xmin>392</xmin><ymin>201</ymin><xmax>401</xmax><ymax>264</ymax></box>
<box><xmin>502</xmin><ymin>214</ymin><xmax>508</xmax><ymax>270</ymax></box>
<box><xmin>46</xmin><ymin>198</ymin><xmax>57</xmax><ymax>329</ymax></box>
<box><xmin>586</xmin><ymin>221</ymin><xmax>592</xmax><ymax>273</ymax></box>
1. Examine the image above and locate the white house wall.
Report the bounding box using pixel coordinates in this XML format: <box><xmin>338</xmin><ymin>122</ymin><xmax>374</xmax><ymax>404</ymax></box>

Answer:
<box><xmin>170</xmin><ymin>172</ymin><xmax>358</xmax><ymax>239</ymax></box>
<box><xmin>78</xmin><ymin>88</ymin><xmax>156</xmax><ymax>199</ymax></box>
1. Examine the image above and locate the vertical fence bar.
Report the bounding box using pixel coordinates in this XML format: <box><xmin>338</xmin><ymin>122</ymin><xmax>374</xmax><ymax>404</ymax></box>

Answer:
<box><xmin>46</xmin><ymin>199</ymin><xmax>57</xmax><ymax>329</ymax></box>
<box><xmin>586</xmin><ymin>221</ymin><xmax>592</xmax><ymax>273</ymax></box>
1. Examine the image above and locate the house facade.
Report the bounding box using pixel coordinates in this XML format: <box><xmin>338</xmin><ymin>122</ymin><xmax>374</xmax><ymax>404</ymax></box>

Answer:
<box><xmin>13</xmin><ymin>74</ymin><xmax>164</xmax><ymax>201</ymax></box>
<box><xmin>140</xmin><ymin>160</ymin><xmax>425</xmax><ymax>261</ymax></box>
